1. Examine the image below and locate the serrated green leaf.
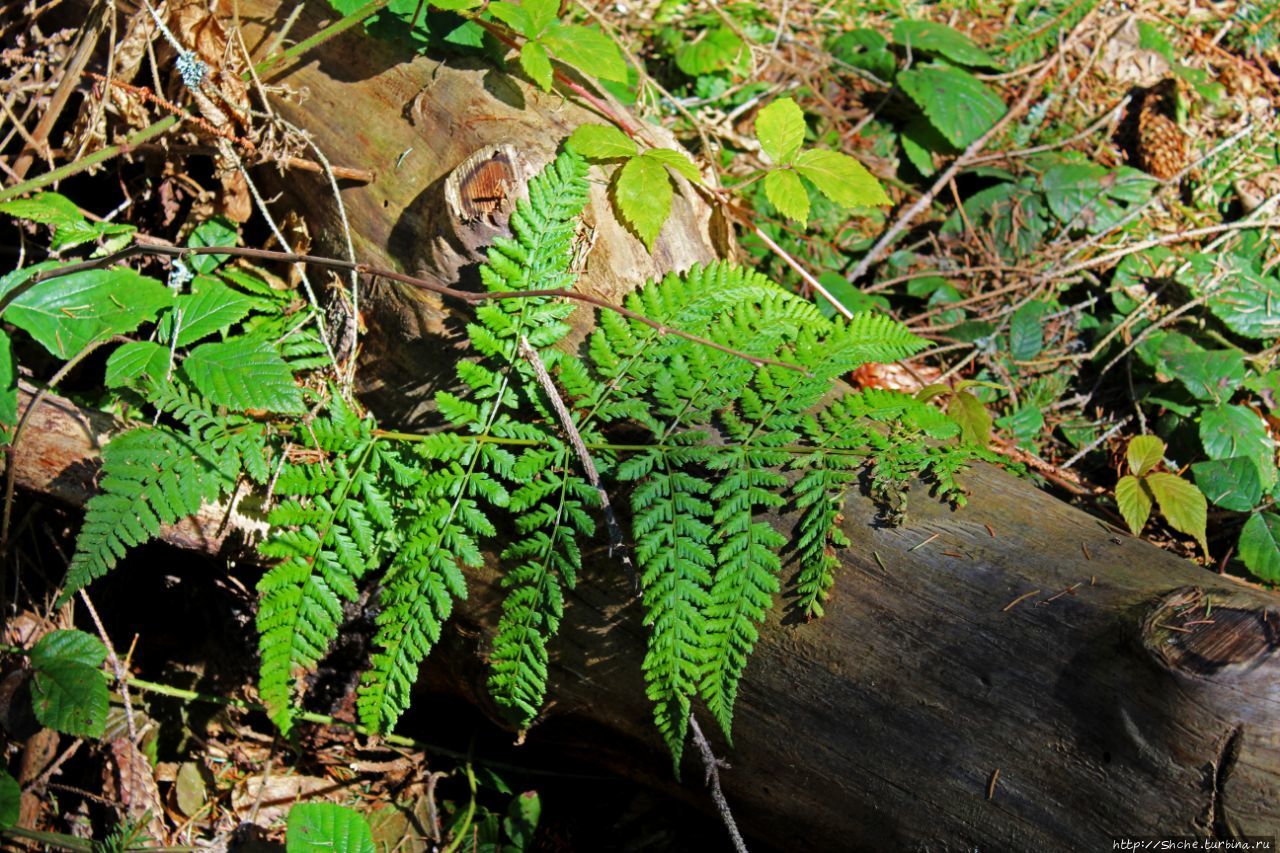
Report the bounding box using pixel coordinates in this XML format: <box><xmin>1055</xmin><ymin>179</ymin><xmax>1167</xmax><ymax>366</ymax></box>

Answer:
<box><xmin>764</xmin><ymin>169</ymin><xmax>810</xmax><ymax>224</ymax></box>
<box><xmin>522</xmin><ymin>0</ymin><xmax>558</xmax><ymax>37</ymax></box>
<box><xmin>173</xmin><ymin>275</ymin><xmax>256</xmax><ymax>346</ymax></box>
<box><xmin>674</xmin><ymin>27</ymin><xmax>744</xmax><ymax>76</ymax></box>
<box><xmin>0</xmin><ymin>329</ymin><xmax>15</xmax><ymax>430</ymax></box>
<box><xmin>49</xmin><ymin>219</ymin><xmax>136</xmax><ymax>254</ymax></box>
<box><xmin>897</xmin><ymin>63</ymin><xmax>1006</xmax><ymax>147</ymax></box>
<box><xmin>1116</xmin><ymin>474</ymin><xmax>1153</xmax><ymax>536</ymax></box>
<box><xmin>105</xmin><ymin>340</ymin><xmax>169</xmax><ymax>388</ymax></box>
<box><xmin>615</xmin><ymin>155</ymin><xmax>672</xmax><ymax>249</ymax></box>
<box><xmin>1146</xmin><ymin>471</ymin><xmax>1208</xmax><ymax>553</ymax></box>
<box><xmin>1126</xmin><ymin>434</ymin><xmax>1165</xmax><ymax>477</ymax></box>
<box><xmin>29</xmin><ymin>630</ymin><xmax>109</xmax><ymax>738</ymax></box>
<box><xmin>543</xmin><ymin>23</ymin><xmax>628</xmax><ymax>83</ymax></box>
<box><xmin>182</xmin><ymin>336</ymin><xmax>305</xmax><ymax>413</ymax></box>
<box><xmin>1008</xmin><ymin>300</ymin><xmax>1047</xmax><ymax>360</ymax></box>
<box><xmin>1239</xmin><ymin>512</ymin><xmax>1280</xmax><ymax>582</ymax></box>
<box><xmin>793</xmin><ymin>148</ymin><xmax>890</xmax><ymax>207</ymax></box>
<box><xmin>1192</xmin><ymin>457</ymin><xmax>1263</xmax><ymax>512</ymax></box>
<box><xmin>0</xmin><ymin>769</ymin><xmax>17</xmax><ymax>829</ymax></box>
<box><xmin>5</xmin><ymin>268</ymin><xmax>173</xmax><ymax>359</ymax></box>
<box><xmin>187</xmin><ymin>217</ymin><xmax>237</xmax><ymax>274</ymax></box>
<box><xmin>1203</xmin><ymin>269</ymin><xmax>1280</xmax><ymax>339</ymax></box>
<box><xmin>755</xmin><ymin>97</ymin><xmax>806</xmax><ymax>165</ymax></box>
<box><xmin>286</xmin><ymin>803</ymin><xmax>376</xmax><ymax>853</ymax></box>
<box><xmin>566</xmin><ymin>124</ymin><xmax>637</xmax><ymax>159</ymax></box>
<box><xmin>642</xmin><ymin>148</ymin><xmax>702</xmax><ymax>183</ymax></box>
<box><xmin>892</xmin><ymin>19</ymin><xmax>996</xmax><ymax>67</ymax></box>
<box><xmin>1199</xmin><ymin>403</ymin><xmax>1276</xmax><ymax>488</ymax></box>
<box><xmin>0</xmin><ymin>192</ymin><xmax>82</xmax><ymax>226</ymax></box>
<box><xmin>488</xmin><ymin>1</ymin><xmax>530</xmax><ymax>35</ymax></box>
<box><xmin>947</xmin><ymin>391</ymin><xmax>991</xmax><ymax>445</ymax></box>
<box><xmin>31</xmin><ymin>629</ymin><xmax>107</xmax><ymax>669</ymax></box>
<box><xmin>1143</xmin><ymin>333</ymin><xmax>1246</xmax><ymax>403</ymax></box>
<box><xmin>520</xmin><ymin>40</ymin><xmax>554</xmax><ymax>90</ymax></box>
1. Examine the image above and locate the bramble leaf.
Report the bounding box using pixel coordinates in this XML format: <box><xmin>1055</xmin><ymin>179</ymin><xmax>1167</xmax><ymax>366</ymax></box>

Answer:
<box><xmin>1145</xmin><ymin>472</ymin><xmax>1208</xmax><ymax>554</ymax></box>
<box><xmin>793</xmin><ymin>148</ymin><xmax>890</xmax><ymax>207</ymax></box>
<box><xmin>286</xmin><ymin>803</ymin><xmax>376</xmax><ymax>853</ymax></box>
<box><xmin>764</xmin><ymin>169</ymin><xmax>810</xmax><ymax>224</ymax></box>
<box><xmin>1126</xmin><ymin>435</ymin><xmax>1165</xmax><ymax>477</ymax></box>
<box><xmin>616</xmin><ymin>155</ymin><xmax>672</xmax><ymax>249</ymax></box>
<box><xmin>1239</xmin><ymin>512</ymin><xmax>1280</xmax><ymax>582</ymax></box>
<box><xmin>892</xmin><ymin>19</ymin><xmax>997</xmax><ymax>67</ymax></box>
<box><xmin>29</xmin><ymin>629</ymin><xmax>109</xmax><ymax>738</ymax></box>
<box><xmin>542</xmin><ymin>24</ymin><xmax>628</xmax><ymax>83</ymax></box>
<box><xmin>755</xmin><ymin>97</ymin><xmax>806</xmax><ymax>165</ymax></box>
<box><xmin>5</xmin><ymin>268</ymin><xmax>172</xmax><ymax>359</ymax></box>
<box><xmin>643</xmin><ymin>148</ymin><xmax>702</xmax><ymax>184</ymax></box>
<box><xmin>1116</xmin><ymin>474</ymin><xmax>1152</xmax><ymax>536</ymax></box>
<box><xmin>898</xmin><ymin>63</ymin><xmax>1006</xmax><ymax>147</ymax></box>
<box><xmin>567</xmin><ymin>124</ymin><xmax>637</xmax><ymax>159</ymax></box>
<box><xmin>520</xmin><ymin>40</ymin><xmax>554</xmax><ymax>90</ymax></box>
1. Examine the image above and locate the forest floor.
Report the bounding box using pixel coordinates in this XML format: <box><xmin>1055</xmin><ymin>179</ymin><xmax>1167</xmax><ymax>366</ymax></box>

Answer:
<box><xmin>0</xmin><ymin>0</ymin><xmax>1278</xmax><ymax>849</ymax></box>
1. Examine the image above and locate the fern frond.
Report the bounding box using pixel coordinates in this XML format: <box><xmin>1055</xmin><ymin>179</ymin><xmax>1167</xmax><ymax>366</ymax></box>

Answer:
<box><xmin>255</xmin><ymin>396</ymin><xmax>396</xmax><ymax>734</ymax></box>
<box><xmin>627</xmin><ymin>447</ymin><xmax>715</xmax><ymax>771</ymax></box>
<box><xmin>62</xmin><ymin>426</ymin><xmax>227</xmax><ymax>602</ymax></box>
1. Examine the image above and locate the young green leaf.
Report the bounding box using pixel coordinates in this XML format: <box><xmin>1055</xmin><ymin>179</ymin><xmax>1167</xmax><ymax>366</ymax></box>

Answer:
<box><xmin>1145</xmin><ymin>471</ymin><xmax>1209</xmax><ymax>554</ymax></box>
<box><xmin>616</xmin><ymin>155</ymin><xmax>672</xmax><ymax>249</ymax></box>
<box><xmin>642</xmin><ymin>148</ymin><xmax>702</xmax><ymax>184</ymax></box>
<box><xmin>520</xmin><ymin>40</ymin><xmax>554</xmax><ymax>90</ymax></box>
<box><xmin>182</xmin><ymin>336</ymin><xmax>305</xmax><ymax>413</ymax></box>
<box><xmin>764</xmin><ymin>169</ymin><xmax>810</xmax><ymax>224</ymax></box>
<box><xmin>488</xmin><ymin>1</ymin><xmax>531</xmax><ymax>36</ymax></box>
<box><xmin>1126</xmin><ymin>435</ymin><xmax>1165</xmax><ymax>477</ymax></box>
<box><xmin>1116</xmin><ymin>474</ymin><xmax>1153</xmax><ymax>536</ymax></box>
<box><xmin>567</xmin><ymin>124</ymin><xmax>637</xmax><ymax>159</ymax></box>
<box><xmin>755</xmin><ymin>97</ymin><xmax>807</xmax><ymax>165</ymax></box>
<box><xmin>947</xmin><ymin>391</ymin><xmax>991</xmax><ymax>446</ymax></box>
<box><xmin>286</xmin><ymin>803</ymin><xmax>376</xmax><ymax>853</ymax></box>
<box><xmin>792</xmin><ymin>149</ymin><xmax>890</xmax><ymax>207</ymax></box>
<box><xmin>1239</xmin><ymin>512</ymin><xmax>1280</xmax><ymax>582</ymax></box>
<box><xmin>521</xmin><ymin>0</ymin><xmax>559</xmax><ymax>37</ymax></box>
<box><xmin>897</xmin><ymin>63</ymin><xmax>1006</xmax><ymax>147</ymax></box>
<box><xmin>542</xmin><ymin>24</ymin><xmax>628</xmax><ymax>83</ymax></box>
<box><xmin>674</xmin><ymin>27</ymin><xmax>745</xmax><ymax>76</ymax></box>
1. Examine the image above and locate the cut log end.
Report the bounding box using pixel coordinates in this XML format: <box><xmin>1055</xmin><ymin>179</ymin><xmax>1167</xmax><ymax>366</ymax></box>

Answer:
<box><xmin>1143</xmin><ymin>586</ymin><xmax>1280</xmax><ymax>680</ymax></box>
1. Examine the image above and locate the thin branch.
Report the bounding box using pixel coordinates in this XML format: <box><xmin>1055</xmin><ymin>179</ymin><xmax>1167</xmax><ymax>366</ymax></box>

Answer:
<box><xmin>7</xmin><ymin>242</ymin><xmax>808</xmax><ymax>374</ymax></box>
<box><xmin>689</xmin><ymin>712</ymin><xmax>749</xmax><ymax>853</ymax></box>
<box><xmin>517</xmin><ymin>335</ymin><xmax>638</xmax><ymax>591</ymax></box>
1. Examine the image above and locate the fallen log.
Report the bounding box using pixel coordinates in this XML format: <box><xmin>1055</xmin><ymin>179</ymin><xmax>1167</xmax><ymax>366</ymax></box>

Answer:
<box><xmin>12</xmin><ymin>379</ymin><xmax>1280</xmax><ymax>850</ymax></box>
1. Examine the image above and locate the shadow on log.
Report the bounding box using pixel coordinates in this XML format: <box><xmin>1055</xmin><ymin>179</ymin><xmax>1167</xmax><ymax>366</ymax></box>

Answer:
<box><xmin>12</xmin><ymin>380</ymin><xmax>1280</xmax><ymax>851</ymax></box>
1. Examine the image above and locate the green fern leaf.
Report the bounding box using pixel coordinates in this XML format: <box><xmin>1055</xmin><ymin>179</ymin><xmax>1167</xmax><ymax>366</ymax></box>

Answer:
<box><xmin>63</xmin><ymin>427</ymin><xmax>226</xmax><ymax>602</ymax></box>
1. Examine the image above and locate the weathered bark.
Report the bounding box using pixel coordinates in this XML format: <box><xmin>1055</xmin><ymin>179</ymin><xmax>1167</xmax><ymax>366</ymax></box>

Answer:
<box><xmin>234</xmin><ymin>0</ymin><xmax>728</xmax><ymax>424</ymax></box>
<box><xmin>23</xmin><ymin>1</ymin><xmax>1280</xmax><ymax>848</ymax></box>
<box><xmin>12</xmin><ymin>380</ymin><xmax>1280</xmax><ymax>851</ymax></box>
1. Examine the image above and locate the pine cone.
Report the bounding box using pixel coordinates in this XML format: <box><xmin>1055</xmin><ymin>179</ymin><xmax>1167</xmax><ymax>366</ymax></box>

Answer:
<box><xmin>1136</xmin><ymin>81</ymin><xmax>1189</xmax><ymax>180</ymax></box>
